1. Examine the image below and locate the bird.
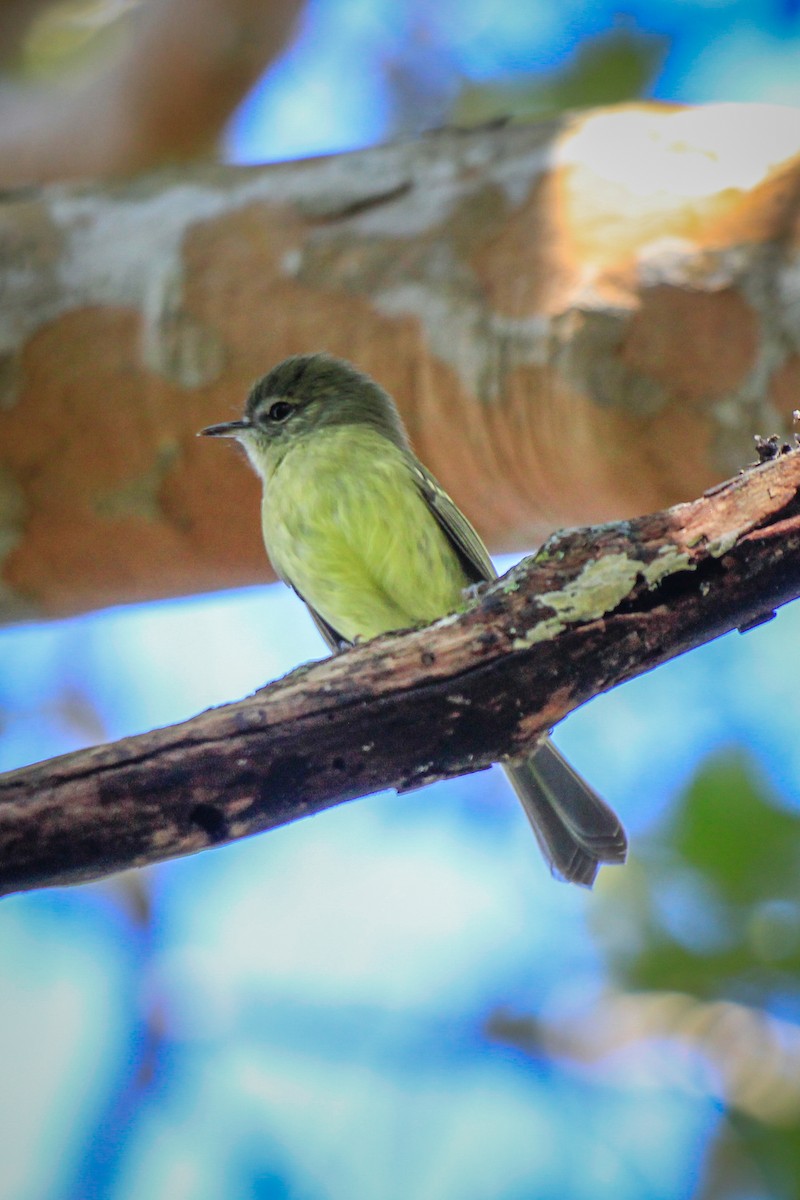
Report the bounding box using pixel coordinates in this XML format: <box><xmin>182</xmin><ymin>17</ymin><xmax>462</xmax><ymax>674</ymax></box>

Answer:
<box><xmin>200</xmin><ymin>353</ymin><xmax>627</xmax><ymax>885</ymax></box>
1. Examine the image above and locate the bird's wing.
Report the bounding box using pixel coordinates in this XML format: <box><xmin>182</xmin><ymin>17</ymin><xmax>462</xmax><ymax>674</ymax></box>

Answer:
<box><xmin>305</xmin><ymin>602</ymin><xmax>350</xmax><ymax>652</ymax></box>
<box><xmin>410</xmin><ymin>459</ymin><xmax>497</xmax><ymax>584</ymax></box>
<box><xmin>274</xmin><ymin>568</ymin><xmax>351</xmax><ymax>652</ymax></box>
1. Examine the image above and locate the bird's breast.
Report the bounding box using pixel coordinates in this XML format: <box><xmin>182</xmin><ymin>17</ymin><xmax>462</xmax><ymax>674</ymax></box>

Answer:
<box><xmin>260</xmin><ymin>427</ymin><xmax>468</xmax><ymax>641</ymax></box>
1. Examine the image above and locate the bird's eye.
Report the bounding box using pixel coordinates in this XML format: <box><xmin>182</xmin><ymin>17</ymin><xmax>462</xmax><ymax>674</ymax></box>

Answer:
<box><xmin>266</xmin><ymin>400</ymin><xmax>294</xmax><ymax>423</ymax></box>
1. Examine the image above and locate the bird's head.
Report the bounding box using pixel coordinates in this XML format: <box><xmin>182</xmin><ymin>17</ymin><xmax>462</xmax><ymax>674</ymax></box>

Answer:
<box><xmin>199</xmin><ymin>353</ymin><xmax>410</xmax><ymax>477</ymax></box>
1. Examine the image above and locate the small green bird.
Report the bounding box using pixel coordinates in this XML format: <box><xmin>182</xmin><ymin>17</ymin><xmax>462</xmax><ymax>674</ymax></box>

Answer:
<box><xmin>200</xmin><ymin>353</ymin><xmax>627</xmax><ymax>885</ymax></box>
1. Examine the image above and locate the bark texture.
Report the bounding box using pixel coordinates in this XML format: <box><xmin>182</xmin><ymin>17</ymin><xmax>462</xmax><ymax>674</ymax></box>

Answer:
<box><xmin>2</xmin><ymin>103</ymin><xmax>800</xmax><ymax>621</ymax></box>
<box><xmin>1</xmin><ymin>444</ymin><xmax>798</xmax><ymax>895</ymax></box>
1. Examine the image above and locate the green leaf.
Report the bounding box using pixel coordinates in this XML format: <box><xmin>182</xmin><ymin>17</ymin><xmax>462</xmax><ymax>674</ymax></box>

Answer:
<box><xmin>451</xmin><ymin>24</ymin><xmax>667</xmax><ymax>126</ymax></box>
<box><xmin>597</xmin><ymin>751</ymin><xmax>800</xmax><ymax>1000</ymax></box>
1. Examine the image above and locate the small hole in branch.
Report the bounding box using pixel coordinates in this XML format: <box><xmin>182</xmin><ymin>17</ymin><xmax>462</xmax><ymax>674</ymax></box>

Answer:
<box><xmin>189</xmin><ymin>803</ymin><xmax>228</xmax><ymax>843</ymax></box>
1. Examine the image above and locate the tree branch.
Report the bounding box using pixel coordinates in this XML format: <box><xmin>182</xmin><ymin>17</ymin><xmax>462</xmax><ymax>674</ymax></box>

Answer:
<box><xmin>2</xmin><ymin>443</ymin><xmax>799</xmax><ymax>895</ymax></box>
<box><xmin>488</xmin><ymin>989</ymin><xmax>800</xmax><ymax>1125</ymax></box>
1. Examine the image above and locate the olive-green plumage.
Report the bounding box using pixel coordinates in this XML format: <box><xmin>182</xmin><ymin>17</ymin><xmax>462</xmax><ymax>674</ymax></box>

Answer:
<box><xmin>261</xmin><ymin>425</ymin><xmax>470</xmax><ymax>642</ymax></box>
<box><xmin>200</xmin><ymin>353</ymin><xmax>627</xmax><ymax>885</ymax></box>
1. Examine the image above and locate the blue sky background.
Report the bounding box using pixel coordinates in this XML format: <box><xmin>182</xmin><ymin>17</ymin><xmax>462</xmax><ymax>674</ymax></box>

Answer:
<box><xmin>3</xmin><ymin>3</ymin><xmax>800</xmax><ymax>1198</ymax></box>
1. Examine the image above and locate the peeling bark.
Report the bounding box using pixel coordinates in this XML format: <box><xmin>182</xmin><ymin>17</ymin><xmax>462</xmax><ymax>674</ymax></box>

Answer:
<box><xmin>1</xmin><ymin>444</ymin><xmax>799</xmax><ymax>895</ymax></box>
<box><xmin>2</xmin><ymin>103</ymin><xmax>800</xmax><ymax>620</ymax></box>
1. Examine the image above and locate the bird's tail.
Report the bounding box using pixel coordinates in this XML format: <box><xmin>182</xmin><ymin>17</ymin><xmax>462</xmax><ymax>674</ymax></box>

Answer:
<box><xmin>504</xmin><ymin>739</ymin><xmax>627</xmax><ymax>887</ymax></box>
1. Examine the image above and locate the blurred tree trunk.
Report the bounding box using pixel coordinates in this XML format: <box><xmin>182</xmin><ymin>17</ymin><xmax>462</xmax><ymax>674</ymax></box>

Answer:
<box><xmin>2</xmin><ymin>101</ymin><xmax>800</xmax><ymax>621</ymax></box>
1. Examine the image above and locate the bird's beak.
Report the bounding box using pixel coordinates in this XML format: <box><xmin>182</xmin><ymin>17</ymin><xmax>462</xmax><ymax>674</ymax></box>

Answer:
<box><xmin>198</xmin><ymin>419</ymin><xmax>252</xmax><ymax>438</ymax></box>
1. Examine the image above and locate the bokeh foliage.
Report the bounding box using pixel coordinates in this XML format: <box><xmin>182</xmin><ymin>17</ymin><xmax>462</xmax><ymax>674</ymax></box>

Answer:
<box><xmin>599</xmin><ymin>754</ymin><xmax>800</xmax><ymax>1200</ymax></box>
<box><xmin>452</xmin><ymin>25</ymin><xmax>667</xmax><ymax>126</ymax></box>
